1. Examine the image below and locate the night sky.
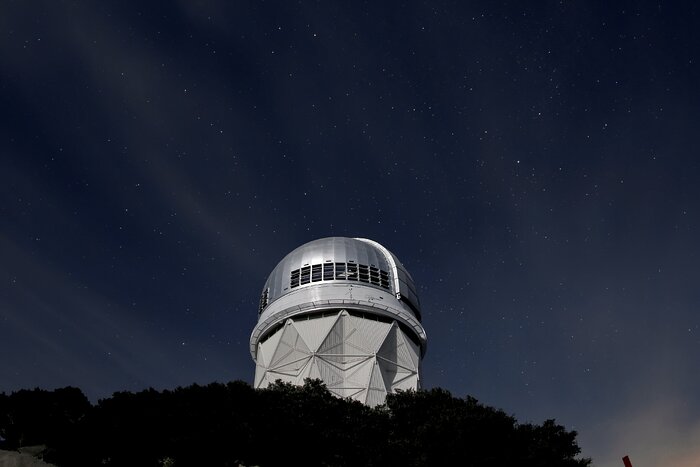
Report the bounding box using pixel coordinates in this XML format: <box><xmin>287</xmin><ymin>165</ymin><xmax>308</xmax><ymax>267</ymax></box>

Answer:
<box><xmin>1</xmin><ymin>1</ymin><xmax>699</xmax><ymax>465</ymax></box>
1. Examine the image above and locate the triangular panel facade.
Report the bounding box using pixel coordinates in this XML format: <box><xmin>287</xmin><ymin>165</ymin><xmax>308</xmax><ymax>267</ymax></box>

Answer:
<box><xmin>253</xmin><ymin>310</ymin><xmax>421</xmax><ymax>406</ymax></box>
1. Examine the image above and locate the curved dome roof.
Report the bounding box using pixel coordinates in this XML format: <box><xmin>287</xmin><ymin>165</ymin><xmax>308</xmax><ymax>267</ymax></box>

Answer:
<box><xmin>259</xmin><ymin>237</ymin><xmax>422</xmax><ymax>320</ymax></box>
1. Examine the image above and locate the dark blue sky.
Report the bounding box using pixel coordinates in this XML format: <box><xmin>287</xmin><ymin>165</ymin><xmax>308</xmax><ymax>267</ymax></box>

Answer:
<box><xmin>2</xmin><ymin>1</ymin><xmax>699</xmax><ymax>465</ymax></box>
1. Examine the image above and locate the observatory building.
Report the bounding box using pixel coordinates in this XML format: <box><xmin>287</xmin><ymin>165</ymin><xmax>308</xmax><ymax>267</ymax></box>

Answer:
<box><xmin>250</xmin><ymin>237</ymin><xmax>427</xmax><ymax>406</ymax></box>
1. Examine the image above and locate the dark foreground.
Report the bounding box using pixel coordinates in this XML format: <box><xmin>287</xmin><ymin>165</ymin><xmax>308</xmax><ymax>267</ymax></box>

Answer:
<box><xmin>0</xmin><ymin>380</ymin><xmax>591</xmax><ymax>466</ymax></box>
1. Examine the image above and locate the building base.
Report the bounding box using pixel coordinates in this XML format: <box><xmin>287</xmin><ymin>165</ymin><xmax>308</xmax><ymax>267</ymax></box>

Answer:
<box><xmin>254</xmin><ymin>310</ymin><xmax>421</xmax><ymax>406</ymax></box>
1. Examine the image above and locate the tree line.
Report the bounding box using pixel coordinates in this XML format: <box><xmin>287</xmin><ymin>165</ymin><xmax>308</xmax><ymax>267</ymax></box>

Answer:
<box><xmin>0</xmin><ymin>379</ymin><xmax>591</xmax><ymax>466</ymax></box>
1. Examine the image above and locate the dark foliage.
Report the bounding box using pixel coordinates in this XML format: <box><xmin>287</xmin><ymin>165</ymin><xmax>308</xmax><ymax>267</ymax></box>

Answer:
<box><xmin>385</xmin><ymin>389</ymin><xmax>589</xmax><ymax>467</ymax></box>
<box><xmin>0</xmin><ymin>387</ymin><xmax>90</xmax><ymax>450</ymax></box>
<box><xmin>0</xmin><ymin>381</ymin><xmax>591</xmax><ymax>466</ymax></box>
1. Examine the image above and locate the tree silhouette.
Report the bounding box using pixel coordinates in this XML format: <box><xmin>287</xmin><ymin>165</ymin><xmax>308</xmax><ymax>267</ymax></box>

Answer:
<box><xmin>1</xmin><ymin>381</ymin><xmax>591</xmax><ymax>466</ymax></box>
<box><xmin>0</xmin><ymin>387</ymin><xmax>89</xmax><ymax>450</ymax></box>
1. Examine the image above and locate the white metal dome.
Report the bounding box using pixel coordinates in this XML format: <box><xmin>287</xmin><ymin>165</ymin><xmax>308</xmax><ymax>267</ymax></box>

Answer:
<box><xmin>249</xmin><ymin>237</ymin><xmax>427</xmax><ymax>406</ymax></box>
<box><xmin>260</xmin><ymin>237</ymin><xmax>422</xmax><ymax>319</ymax></box>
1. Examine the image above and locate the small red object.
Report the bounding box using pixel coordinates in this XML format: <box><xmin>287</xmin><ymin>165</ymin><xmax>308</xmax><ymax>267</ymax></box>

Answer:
<box><xmin>622</xmin><ymin>455</ymin><xmax>633</xmax><ymax>467</ymax></box>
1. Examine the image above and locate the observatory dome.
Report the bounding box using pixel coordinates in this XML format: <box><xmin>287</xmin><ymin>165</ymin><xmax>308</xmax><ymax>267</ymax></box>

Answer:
<box><xmin>250</xmin><ymin>237</ymin><xmax>427</xmax><ymax>405</ymax></box>
<box><xmin>261</xmin><ymin>237</ymin><xmax>421</xmax><ymax>318</ymax></box>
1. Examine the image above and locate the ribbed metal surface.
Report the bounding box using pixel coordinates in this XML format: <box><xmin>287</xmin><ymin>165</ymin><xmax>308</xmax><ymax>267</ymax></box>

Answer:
<box><xmin>317</xmin><ymin>358</ymin><xmax>343</xmax><ymax>387</ymax></box>
<box><xmin>346</xmin><ymin>359</ymin><xmax>373</xmax><ymax>387</ymax></box>
<box><xmin>253</xmin><ymin>310</ymin><xmax>421</xmax><ymax>405</ymax></box>
<box><xmin>269</xmin><ymin>322</ymin><xmax>310</xmax><ymax>372</ymax></box>
<box><xmin>307</xmin><ymin>358</ymin><xmax>321</xmax><ymax>380</ymax></box>
<box><xmin>366</xmin><ymin>359</ymin><xmax>387</xmax><ymax>406</ymax></box>
<box><xmin>263</xmin><ymin>237</ymin><xmax>388</xmax><ymax>299</ymax></box>
<box><xmin>250</xmin><ymin>237</ymin><xmax>426</xmax><ymax>406</ymax></box>
<box><xmin>292</xmin><ymin>315</ymin><xmax>337</xmax><ymax>353</ymax></box>
<box><xmin>347</xmin><ymin>315</ymin><xmax>391</xmax><ymax>354</ymax></box>
<box><xmin>259</xmin><ymin>237</ymin><xmax>422</xmax><ymax>320</ymax></box>
<box><xmin>405</xmin><ymin>334</ymin><xmax>421</xmax><ymax>370</ymax></box>
<box><xmin>260</xmin><ymin>329</ymin><xmax>283</xmax><ymax>366</ymax></box>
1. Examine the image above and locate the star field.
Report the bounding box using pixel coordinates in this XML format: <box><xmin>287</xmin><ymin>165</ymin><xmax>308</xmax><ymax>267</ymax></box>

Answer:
<box><xmin>1</xmin><ymin>1</ymin><xmax>699</xmax><ymax>465</ymax></box>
